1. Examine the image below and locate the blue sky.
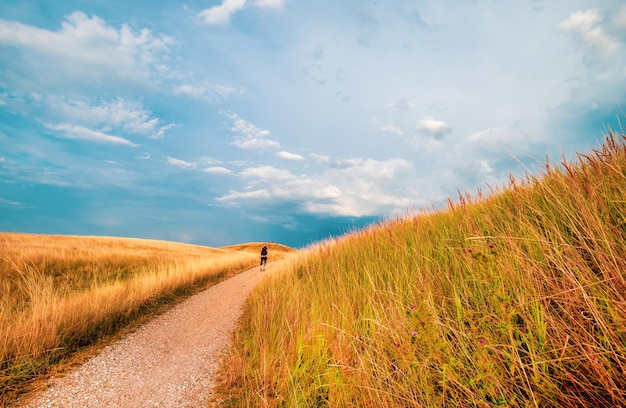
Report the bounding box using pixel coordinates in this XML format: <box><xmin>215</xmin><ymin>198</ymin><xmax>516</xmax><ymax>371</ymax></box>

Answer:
<box><xmin>1</xmin><ymin>1</ymin><xmax>625</xmax><ymax>248</ymax></box>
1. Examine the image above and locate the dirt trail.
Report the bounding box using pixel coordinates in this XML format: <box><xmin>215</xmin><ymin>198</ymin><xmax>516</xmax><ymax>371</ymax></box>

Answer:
<box><xmin>19</xmin><ymin>264</ymin><xmax>268</xmax><ymax>408</ymax></box>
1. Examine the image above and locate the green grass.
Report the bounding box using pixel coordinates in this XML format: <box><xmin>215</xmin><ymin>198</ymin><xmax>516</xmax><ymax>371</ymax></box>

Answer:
<box><xmin>217</xmin><ymin>131</ymin><xmax>626</xmax><ymax>407</ymax></box>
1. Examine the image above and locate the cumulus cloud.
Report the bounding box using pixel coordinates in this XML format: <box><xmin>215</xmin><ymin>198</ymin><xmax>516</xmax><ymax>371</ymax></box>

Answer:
<box><xmin>225</xmin><ymin>112</ymin><xmax>280</xmax><ymax>150</ymax></box>
<box><xmin>230</xmin><ymin>114</ymin><xmax>270</xmax><ymax>138</ymax></box>
<box><xmin>253</xmin><ymin>0</ymin><xmax>288</xmax><ymax>8</ymax></box>
<box><xmin>415</xmin><ymin>117</ymin><xmax>452</xmax><ymax>139</ymax></box>
<box><xmin>310</xmin><ymin>153</ymin><xmax>331</xmax><ymax>163</ymax></box>
<box><xmin>167</xmin><ymin>157</ymin><xmax>196</xmax><ymax>169</ymax></box>
<box><xmin>217</xmin><ymin>189</ymin><xmax>272</xmax><ymax>201</ymax></box>
<box><xmin>47</xmin><ymin>123</ymin><xmax>138</xmax><ymax>146</ymax></box>
<box><xmin>204</xmin><ymin>166</ymin><xmax>233</xmax><ymax>175</ymax></box>
<box><xmin>231</xmin><ymin>138</ymin><xmax>280</xmax><ymax>150</ymax></box>
<box><xmin>559</xmin><ymin>9</ymin><xmax>620</xmax><ymax>61</ymax></box>
<box><xmin>240</xmin><ymin>165</ymin><xmax>295</xmax><ymax>181</ymax></box>
<box><xmin>47</xmin><ymin>96</ymin><xmax>176</xmax><ymax>139</ymax></box>
<box><xmin>276</xmin><ymin>151</ymin><xmax>305</xmax><ymax>160</ymax></box>
<box><xmin>199</xmin><ymin>0</ymin><xmax>246</xmax><ymax>24</ymax></box>
<box><xmin>379</xmin><ymin>121</ymin><xmax>405</xmax><ymax>136</ymax></box>
<box><xmin>198</xmin><ymin>0</ymin><xmax>288</xmax><ymax>25</ymax></box>
<box><xmin>217</xmin><ymin>166</ymin><xmax>342</xmax><ymax>209</ymax></box>
<box><xmin>547</xmin><ymin>5</ymin><xmax>626</xmax><ymax>142</ymax></box>
<box><xmin>468</xmin><ymin>127</ymin><xmax>512</xmax><ymax>148</ymax></box>
<box><xmin>151</xmin><ymin>123</ymin><xmax>178</xmax><ymax>140</ymax></box>
<box><xmin>372</xmin><ymin>116</ymin><xmax>407</xmax><ymax>136</ymax></box>
<box><xmin>172</xmin><ymin>83</ymin><xmax>239</xmax><ymax>101</ymax></box>
<box><xmin>218</xmin><ymin>157</ymin><xmax>418</xmax><ymax>217</ymax></box>
<box><xmin>0</xmin><ymin>11</ymin><xmax>173</xmax><ymax>86</ymax></box>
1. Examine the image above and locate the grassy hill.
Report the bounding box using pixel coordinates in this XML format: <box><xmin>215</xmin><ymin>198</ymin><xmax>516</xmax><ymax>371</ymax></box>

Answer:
<box><xmin>221</xmin><ymin>241</ymin><xmax>295</xmax><ymax>256</ymax></box>
<box><xmin>0</xmin><ymin>234</ymin><xmax>294</xmax><ymax>405</ymax></box>
<box><xmin>217</xmin><ymin>132</ymin><xmax>626</xmax><ymax>407</ymax></box>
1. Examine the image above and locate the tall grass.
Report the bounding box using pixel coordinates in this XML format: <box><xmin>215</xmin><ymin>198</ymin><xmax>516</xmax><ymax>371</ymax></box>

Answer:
<box><xmin>217</xmin><ymin>132</ymin><xmax>626</xmax><ymax>407</ymax></box>
<box><xmin>0</xmin><ymin>235</ymin><xmax>292</xmax><ymax>405</ymax></box>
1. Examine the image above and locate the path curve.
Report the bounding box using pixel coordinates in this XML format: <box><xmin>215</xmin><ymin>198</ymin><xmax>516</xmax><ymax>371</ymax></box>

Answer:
<box><xmin>20</xmin><ymin>264</ymin><xmax>268</xmax><ymax>408</ymax></box>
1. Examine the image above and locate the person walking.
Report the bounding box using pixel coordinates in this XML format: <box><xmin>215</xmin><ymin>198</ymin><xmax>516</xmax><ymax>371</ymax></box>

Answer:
<box><xmin>260</xmin><ymin>245</ymin><xmax>268</xmax><ymax>271</ymax></box>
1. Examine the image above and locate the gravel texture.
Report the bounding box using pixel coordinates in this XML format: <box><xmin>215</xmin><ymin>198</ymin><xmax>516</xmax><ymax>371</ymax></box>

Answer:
<box><xmin>19</xmin><ymin>265</ymin><xmax>265</xmax><ymax>408</ymax></box>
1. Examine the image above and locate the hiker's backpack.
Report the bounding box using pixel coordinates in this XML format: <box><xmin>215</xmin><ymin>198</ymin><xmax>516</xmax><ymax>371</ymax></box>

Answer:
<box><xmin>261</xmin><ymin>247</ymin><xmax>268</xmax><ymax>256</ymax></box>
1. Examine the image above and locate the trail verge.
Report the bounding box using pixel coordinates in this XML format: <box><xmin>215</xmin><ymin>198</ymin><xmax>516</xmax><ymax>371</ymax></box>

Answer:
<box><xmin>19</xmin><ymin>264</ymin><xmax>269</xmax><ymax>408</ymax></box>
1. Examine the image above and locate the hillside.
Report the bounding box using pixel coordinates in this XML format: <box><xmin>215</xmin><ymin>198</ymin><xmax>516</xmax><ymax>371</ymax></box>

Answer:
<box><xmin>0</xmin><ymin>233</ymin><xmax>294</xmax><ymax>405</ymax></box>
<box><xmin>220</xmin><ymin>241</ymin><xmax>296</xmax><ymax>256</ymax></box>
<box><xmin>217</xmin><ymin>132</ymin><xmax>626</xmax><ymax>407</ymax></box>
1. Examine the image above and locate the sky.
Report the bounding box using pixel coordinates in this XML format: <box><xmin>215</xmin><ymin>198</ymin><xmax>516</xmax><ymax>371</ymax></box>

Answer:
<box><xmin>1</xmin><ymin>1</ymin><xmax>625</xmax><ymax>248</ymax></box>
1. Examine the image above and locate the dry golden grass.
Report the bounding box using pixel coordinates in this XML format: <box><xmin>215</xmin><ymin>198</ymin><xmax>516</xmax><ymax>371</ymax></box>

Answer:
<box><xmin>218</xmin><ymin>132</ymin><xmax>626</xmax><ymax>407</ymax></box>
<box><xmin>0</xmin><ymin>234</ymin><xmax>293</xmax><ymax>405</ymax></box>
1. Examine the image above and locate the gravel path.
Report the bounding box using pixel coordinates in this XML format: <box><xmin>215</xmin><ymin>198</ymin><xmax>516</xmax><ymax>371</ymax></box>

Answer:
<box><xmin>19</xmin><ymin>265</ymin><xmax>266</xmax><ymax>408</ymax></box>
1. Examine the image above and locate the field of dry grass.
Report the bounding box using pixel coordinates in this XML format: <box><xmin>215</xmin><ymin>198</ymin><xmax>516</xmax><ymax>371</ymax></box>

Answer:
<box><xmin>217</xmin><ymin>132</ymin><xmax>626</xmax><ymax>407</ymax></box>
<box><xmin>0</xmin><ymin>234</ymin><xmax>292</xmax><ymax>405</ymax></box>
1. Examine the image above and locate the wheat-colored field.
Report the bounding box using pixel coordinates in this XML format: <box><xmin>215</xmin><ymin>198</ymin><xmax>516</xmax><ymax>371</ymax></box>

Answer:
<box><xmin>0</xmin><ymin>234</ymin><xmax>293</xmax><ymax>405</ymax></box>
<box><xmin>217</xmin><ymin>132</ymin><xmax>626</xmax><ymax>407</ymax></box>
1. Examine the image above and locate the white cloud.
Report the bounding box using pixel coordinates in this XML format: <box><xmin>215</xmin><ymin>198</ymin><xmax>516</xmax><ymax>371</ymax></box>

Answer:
<box><xmin>333</xmin><ymin>157</ymin><xmax>413</xmax><ymax>181</ymax></box>
<box><xmin>219</xmin><ymin>157</ymin><xmax>418</xmax><ymax>217</ymax></box>
<box><xmin>372</xmin><ymin>114</ymin><xmax>409</xmax><ymax>138</ymax></box>
<box><xmin>225</xmin><ymin>112</ymin><xmax>281</xmax><ymax>150</ymax></box>
<box><xmin>231</xmin><ymin>138</ymin><xmax>280</xmax><ymax>150</ymax></box>
<box><xmin>204</xmin><ymin>166</ymin><xmax>233</xmax><ymax>175</ymax></box>
<box><xmin>559</xmin><ymin>9</ymin><xmax>620</xmax><ymax>60</ymax></box>
<box><xmin>0</xmin><ymin>11</ymin><xmax>173</xmax><ymax>85</ymax></box>
<box><xmin>478</xmin><ymin>160</ymin><xmax>493</xmax><ymax>174</ymax></box>
<box><xmin>253</xmin><ymin>0</ymin><xmax>288</xmax><ymax>8</ymax></box>
<box><xmin>310</xmin><ymin>153</ymin><xmax>331</xmax><ymax>163</ymax></box>
<box><xmin>240</xmin><ymin>165</ymin><xmax>296</xmax><ymax>181</ymax></box>
<box><xmin>47</xmin><ymin>123</ymin><xmax>138</xmax><ymax>146</ymax></box>
<box><xmin>172</xmin><ymin>83</ymin><xmax>239</xmax><ymax>101</ymax></box>
<box><xmin>379</xmin><ymin>121</ymin><xmax>405</xmax><ymax>136</ymax></box>
<box><xmin>468</xmin><ymin>127</ymin><xmax>509</xmax><ymax>145</ymax></box>
<box><xmin>151</xmin><ymin>123</ymin><xmax>177</xmax><ymax>140</ymax></box>
<box><xmin>276</xmin><ymin>151</ymin><xmax>305</xmax><ymax>160</ymax></box>
<box><xmin>172</xmin><ymin>85</ymin><xmax>206</xmax><ymax>98</ymax></box>
<box><xmin>415</xmin><ymin>117</ymin><xmax>452</xmax><ymax>139</ymax></box>
<box><xmin>48</xmin><ymin>97</ymin><xmax>175</xmax><ymax>139</ymax></box>
<box><xmin>199</xmin><ymin>0</ymin><xmax>247</xmax><ymax>25</ymax></box>
<box><xmin>217</xmin><ymin>189</ymin><xmax>272</xmax><ymax>201</ymax></box>
<box><xmin>167</xmin><ymin>157</ymin><xmax>197</xmax><ymax>169</ymax></box>
<box><xmin>229</xmin><ymin>113</ymin><xmax>270</xmax><ymax>138</ymax></box>
<box><xmin>0</xmin><ymin>197</ymin><xmax>24</xmax><ymax>207</ymax></box>
<box><xmin>319</xmin><ymin>158</ymin><xmax>416</xmax><ymax>216</ymax></box>
<box><xmin>198</xmin><ymin>0</ymin><xmax>288</xmax><ymax>25</ymax></box>
<box><xmin>218</xmin><ymin>166</ymin><xmax>344</xmax><ymax>210</ymax></box>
